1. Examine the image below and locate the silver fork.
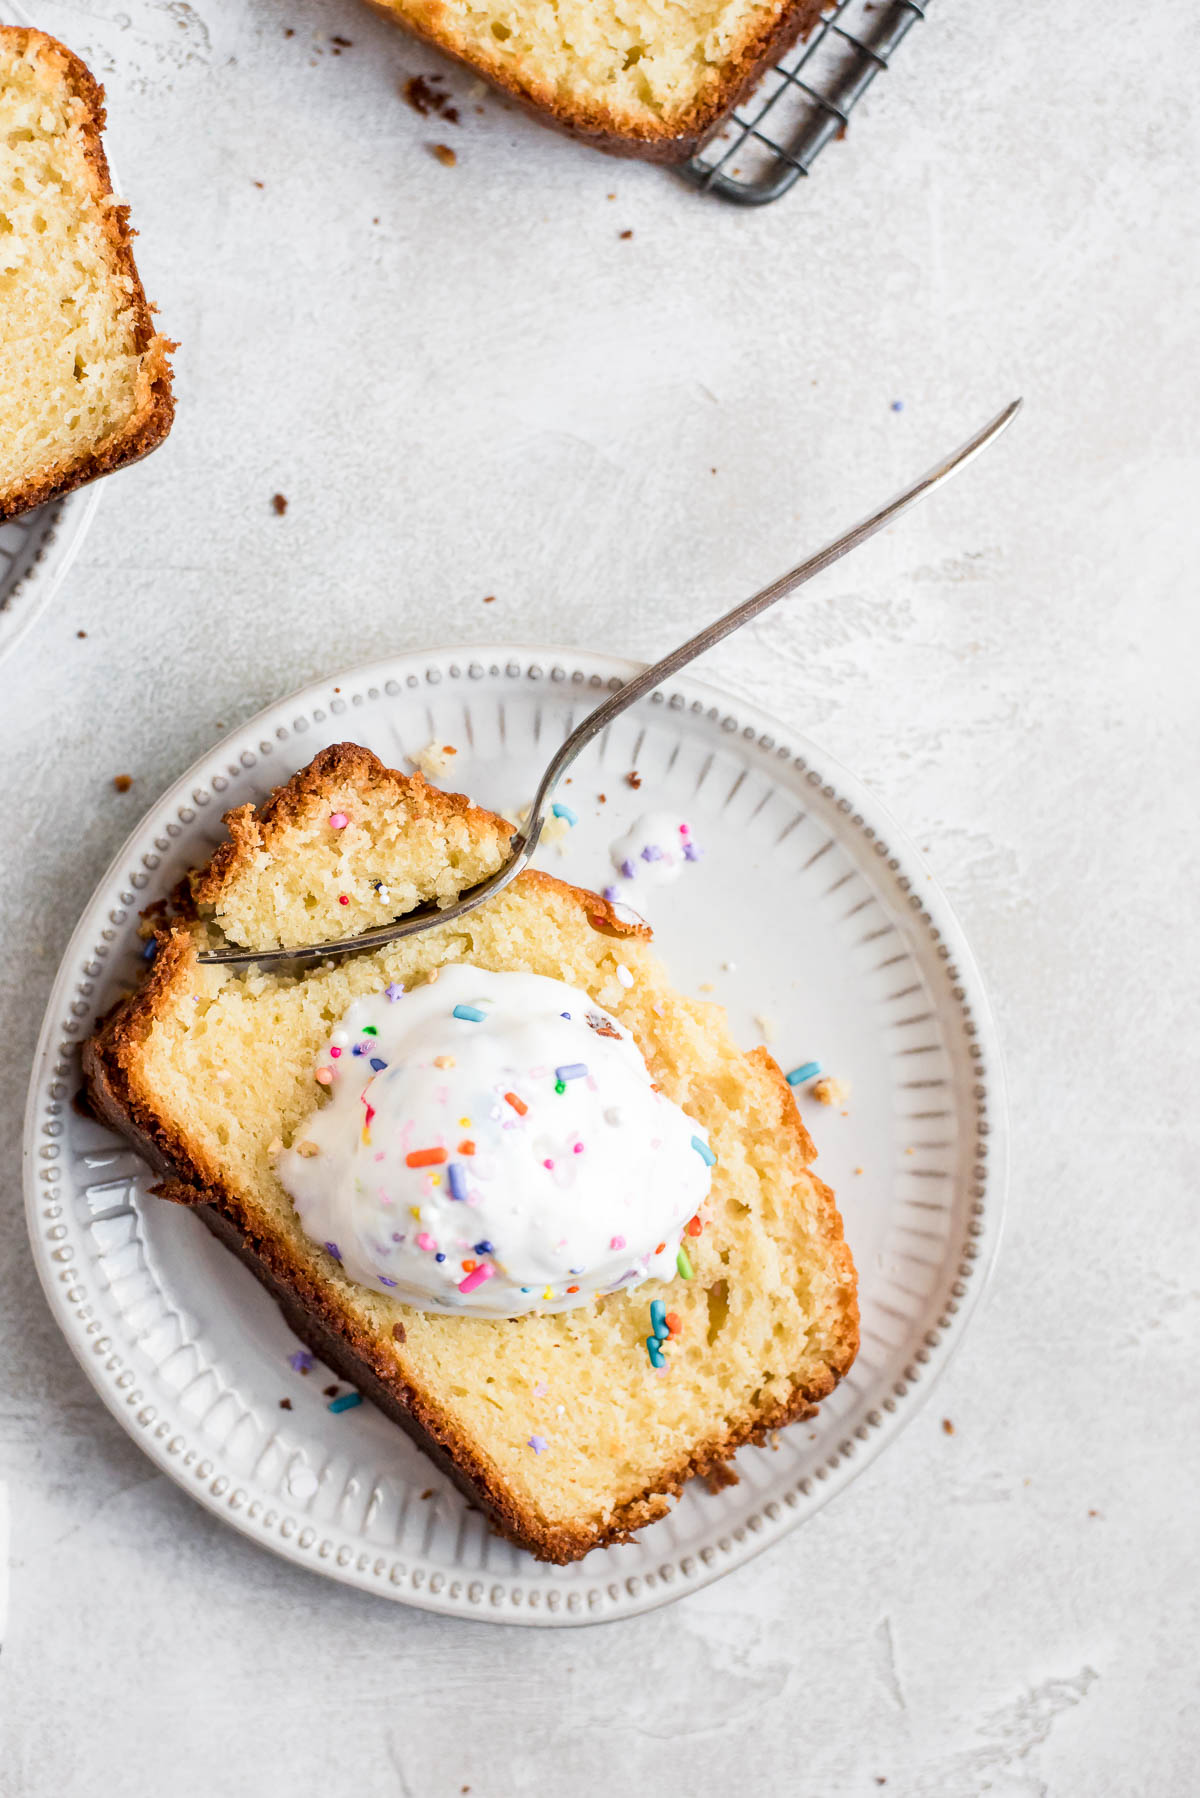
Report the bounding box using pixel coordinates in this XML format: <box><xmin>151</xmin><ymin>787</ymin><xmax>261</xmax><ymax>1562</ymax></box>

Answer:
<box><xmin>200</xmin><ymin>399</ymin><xmax>1021</xmax><ymax>969</ymax></box>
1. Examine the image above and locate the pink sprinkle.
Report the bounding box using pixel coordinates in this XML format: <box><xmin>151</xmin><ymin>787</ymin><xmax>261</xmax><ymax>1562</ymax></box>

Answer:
<box><xmin>533</xmin><ymin>1380</ymin><xmax>548</xmax><ymax>1396</ymax></box>
<box><xmin>573</xmin><ymin>1142</ymin><xmax>584</xmax><ymax>1154</ymax></box>
<box><xmin>329</xmin><ymin>812</ymin><xmax>349</xmax><ymax>829</ymax></box>
<box><xmin>610</xmin><ymin>1234</ymin><xmax>626</xmax><ymax>1250</ymax></box>
<box><xmin>543</xmin><ymin>1158</ymin><xmax>555</xmax><ymax>1170</ymax></box>
<box><xmin>458</xmin><ymin>1263</ymin><xmax>494</xmax><ymax>1294</ymax></box>
<box><xmin>315</xmin><ymin>1068</ymin><xmax>333</xmax><ymax>1085</ymax></box>
<box><xmin>416</xmin><ymin>1232</ymin><xmax>436</xmax><ymax>1252</ymax></box>
<box><xmin>338</xmin><ymin>895</ymin><xmax>350</xmax><ymax>906</ymax></box>
<box><xmin>329</xmin><ymin>1046</ymin><xmax>342</xmax><ymax>1059</ymax></box>
<box><xmin>679</xmin><ymin>822</ymin><xmax>690</xmax><ymax>835</ymax></box>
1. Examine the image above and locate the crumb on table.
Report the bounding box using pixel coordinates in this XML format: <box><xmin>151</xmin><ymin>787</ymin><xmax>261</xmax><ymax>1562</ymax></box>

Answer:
<box><xmin>431</xmin><ymin>143</ymin><xmax>457</xmax><ymax>167</ymax></box>
<box><xmin>626</xmin><ymin>770</ymin><xmax>642</xmax><ymax>789</ymax></box>
<box><xmin>272</xmin><ymin>492</ymin><xmax>288</xmax><ymax>515</ymax></box>
<box><xmin>942</xmin><ymin>1418</ymin><xmax>955</xmax><ymax>1436</ymax></box>
<box><xmin>112</xmin><ymin>774</ymin><xmax>132</xmax><ymax>793</ymax></box>
<box><xmin>812</xmin><ymin>1075</ymin><xmax>849</xmax><ymax>1107</ymax></box>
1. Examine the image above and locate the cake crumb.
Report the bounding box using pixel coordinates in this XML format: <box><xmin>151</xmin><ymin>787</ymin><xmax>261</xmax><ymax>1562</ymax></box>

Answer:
<box><xmin>413</xmin><ymin>741</ymin><xmax>458</xmax><ymax>780</ymax></box>
<box><xmin>279</xmin><ymin>1397</ymin><xmax>292</xmax><ymax>1410</ymax></box>
<box><xmin>812</xmin><ymin>1075</ymin><xmax>849</xmax><ymax>1107</ymax></box>
<box><xmin>626</xmin><ymin>770</ymin><xmax>642</xmax><ymax>789</ymax></box>
<box><xmin>619</xmin><ymin>228</ymin><xmax>633</xmax><ymax>239</ymax></box>
<box><xmin>295</xmin><ymin>1139</ymin><xmax>320</xmax><ymax>1158</ymax></box>
<box><xmin>323</xmin><ymin>1385</ymin><xmax>340</xmax><ymax>1399</ymax></box>
<box><xmin>705</xmin><ymin>1462</ymin><xmax>740</xmax><ymax>1494</ymax></box>
<box><xmin>76</xmin><ymin>630</ymin><xmax>87</xmax><ymax>637</ymax></box>
<box><xmin>483</xmin><ymin>594</ymin><xmax>496</xmax><ymax>604</ymax></box>
<box><xmin>942</xmin><ymin>1418</ymin><xmax>955</xmax><ymax>1436</ymax></box>
<box><xmin>272</xmin><ymin>492</ymin><xmax>288</xmax><ymax>515</ymax></box>
<box><xmin>431</xmin><ymin>142</ymin><xmax>457</xmax><ymax>167</ymax></box>
<box><xmin>112</xmin><ymin>774</ymin><xmax>133</xmax><ymax>793</ymax></box>
<box><xmin>392</xmin><ymin>1321</ymin><xmax>407</xmax><ymax>1342</ymax></box>
<box><xmin>403</xmin><ymin>73</ymin><xmax>459</xmax><ymax>123</ymax></box>
<box><xmin>698</xmin><ymin>982</ymin><xmax>714</xmax><ymax>993</ymax></box>
<box><xmin>754</xmin><ymin>1012</ymin><xmax>777</xmax><ymax>1043</ymax></box>
<box><xmin>420</xmin><ymin>1487</ymin><xmax>434</xmax><ymax>1500</ymax></box>
<box><xmin>267</xmin><ymin>1137</ymin><xmax>283</xmax><ymax>1156</ymax></box>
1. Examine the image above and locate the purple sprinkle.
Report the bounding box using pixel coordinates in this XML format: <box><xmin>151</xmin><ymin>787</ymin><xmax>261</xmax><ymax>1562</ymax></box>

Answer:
<box><xmin>391</xmin><ymin>1231</ymin><xmax>405</xmax><ymax>1242</ymax></box>
<box><xmin>620</xmin><ymin>859</ymin><xmax>636</xmax><ymax>879</ymax></box>
<box><xmin>555</xmin><ymin>1063</ymin><xmax>588</xmax><ymax>1081</ymax></box>
<box><xmin>527</xmin><ymin>1435</ymin><xmax>549</xmax><ymax>1454</ymax></box>
<box><xmin>560</xmin><ymin>1011</ymin><xmax>571</xmax><ymax>1019</ymax></box>
<box><xmin>369</xmin><ymin>1056</ymin><xmax>388</xmax><ymax>1072</ymax></box>
<box><xmin>288</xmin><ymin>1349</ymin><xmax>314</xmax><ymax>1373</ymax></box>
<box><xmin>379</xmin><ymin>1276</ymin><xmax>397</xmax><ymax>1287</ymax></box>
<box><xmin>683</xmin><ymin>842</ymin><xmax>700</xmax><ymax>861</ymax></box>
<box><xmin>603</xmin><ymin>884</ymin><xmax>618</xmax><ymax>901</ymax></box>
<box><xmin>447</xmin><ymin>1162</ymin><xmax>468</xmax><ymax>1201</ymax></box>
<box><xmin>324</xmin><ymin>1241</ymin><xmax>342</xmax><ymax>1261</ymax></box>
<box><xmin>384</xmin><ymin>982</ymin><xmax>404</xmax><ymax>1002</ymax></box>
<box><xmin>891</xmin><ymin>399</ymin><xmax>904</xmax><ymax>412</ymax></box>
<box><xmin>641</xmin><ymin>844</ymin><xmax>662</xmax><ymax>862</ymax></box>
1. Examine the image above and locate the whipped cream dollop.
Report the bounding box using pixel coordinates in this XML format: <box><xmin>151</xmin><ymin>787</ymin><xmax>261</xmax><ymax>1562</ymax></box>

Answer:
<box><xmin>277</xmin><ymin>964</ymin><xmax>713</xmax><ymax>1317</ymax></box>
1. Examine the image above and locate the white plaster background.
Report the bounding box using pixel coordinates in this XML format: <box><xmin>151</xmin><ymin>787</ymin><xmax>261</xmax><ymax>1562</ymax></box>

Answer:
<box><xmin>1</xmin><ymin>0</ymin><xmax>1198</xmax><ymax>1791</ymax></box>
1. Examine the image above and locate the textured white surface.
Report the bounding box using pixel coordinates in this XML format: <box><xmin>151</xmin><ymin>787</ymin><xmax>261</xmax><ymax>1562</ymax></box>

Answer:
<box><xmin>0</xmin><ymin>0</ymin><xmax>1197</xmax><ymax>1791</ymax></box>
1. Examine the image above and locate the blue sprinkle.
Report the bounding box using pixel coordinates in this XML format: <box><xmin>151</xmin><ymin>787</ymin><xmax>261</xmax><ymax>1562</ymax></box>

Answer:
<box><xmin>691</xmin><ymin>1136</ymin><xmax>716</xmax><ymax>1168</ymax></box>
<box><xmin>646</xmin><ymin>1336</ymin><xmax>666</xmax><ymax>1368</ymax></box>
<box><xmin>683</xmin><ymin>842</ymin><xmax>700</xmax><ymax>862</ymax></box>
<box><xmin>452</xmin><ymin>1004</ymin><xmax>486</xmax><ymax>1022</ymax></box>
<box><xmin>369</xmin><ymin>1056</ymin><xmax>388</xmax><ymax>1072</ymax></box>
<box><xmin>328</xmin><ymin>1392</ymin><xmax>363</xmax><ymax>1414</ymax></box>
<box><xmin>447</xmin><ymin>1162</ymin><xmax>468</xmax><ymax>1201</ymax></box>
<box><xmin>641</xmin><ymin>844</ymin><xmax>662</xmax><ymax>862</ymax></box>
<box><xmin>141</xmin><ymin>938</ymin><xmax>158</xmax><ymax>962</ymax></box>
<box><xmin>351</xmin><ymin>1042</ymin><xmax>366</xmax><ymax>1056</ymax></box>
<box><xmin>473</xmin><ymin>1239</ymin><xmax>494</xmax><ymax>1255</ymax></box>
<box><xmin>555</xmin><ymin>1063</ymin><xmax>588</xmax><ymax>1081</ymax></box>
<box><xmin>560</xmin><ymin>1011</ymin><xmax>572</xmax><ymax>1019</ymax></box>
<box><xmin>620</xmin><ymin>859</ymin><xmax>636</xmax><ymax>879</ymax></box>
<box><xmin>551</xmin><ymin>802</ymin><xmax>578</xmax><ymax>826</ymax></box>
<box><xmin>435</xmin><ymin>1252</ymin><xmax>446</xmax><ymax>1263</ymax></box>
<box><xmin>324</xmin><ymin>1241</ymin><xmax>343</xmax><ymax>1261</ymax></box>
<box><xmin>891</xmin><ymin>399</ymin><xmax>904</xmax><ymax>412</ymax></box>
<box><xmin>520</xmin><ymin>1286</ymin><xmax>532</xmax><ymax>1294</ymax></box>
<box><xmin>379</xmin><ymin>1276</ymin><xmax>397</xmax><ymax>1288</ymax></box>
<box><xmin>650</xmin><ymin>1299</ymin><xmax>668</xmax><ymax>1341</ymax></box>
<box><xmin>785</xmin><ymin>1061</ymin><xmax>822</xmax><ymax>1086</ymax></box>
<box><xmin>287</xmin><ymin>1349</ymin><xmax>314</xmax><ymax>1373</ymax></box>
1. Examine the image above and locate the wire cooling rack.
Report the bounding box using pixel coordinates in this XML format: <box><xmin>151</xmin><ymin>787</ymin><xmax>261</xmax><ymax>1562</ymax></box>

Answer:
<box><xmin>681</xmin><ymin>0</ymin><xmax>926</xmax><ymax>205</ymax></box>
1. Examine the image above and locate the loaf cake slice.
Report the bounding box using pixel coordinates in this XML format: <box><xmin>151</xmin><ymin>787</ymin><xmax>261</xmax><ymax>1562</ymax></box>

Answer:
<box><xmin>370</xmin><ymin>0</ymin><xmax>830</xmax><ymax>161</ymax></box>
<box><xmin>0</xmin><ymin>27</ymin><xmax>174</xmax><ymax>523</ymax></box>
<box><xmin>84</xmin><ymin>744</ymin><xmax>858</xmax><ymax>1562</ymax></box>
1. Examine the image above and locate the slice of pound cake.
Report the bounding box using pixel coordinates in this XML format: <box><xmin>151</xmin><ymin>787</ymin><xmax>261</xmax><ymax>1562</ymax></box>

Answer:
<box><xmin>372</xmin><ymin>0</ymin><xmax>830</xmax><ymax>162</ymax></box>
<box><xmin>0</xmin><ymin>28</ymin><xmax>174</xmax><ymax>522</ymax></box>
<box><xmin>85</xmin><ymin>744</ymin><xmax>858</xmax><ymax>1562</ymax></box>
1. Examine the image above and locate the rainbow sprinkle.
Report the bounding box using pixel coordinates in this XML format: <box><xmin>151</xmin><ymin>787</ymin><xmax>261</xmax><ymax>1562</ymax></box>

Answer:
<box><xmin>555</xmin><ymin>1063</ymin><xmax>588</xmax><ymax>1081</ymax></box>
<box><xmin>785</xmin><ymin>1061</ymin><xmax>822</xmax><ymax>1086</ymax></box>
<box><xmin>452</xmin><ymin>1004</ymin><xmax>486</xmax><ymax>1022</ymax></box>
<box><xmin>328</xmin><ymin>1391</ymin><xmax>362</xmax><ymax>1413</ymax></box>
<box><xmin>458</xmin><ymin>1263</ymin><xmax>494</xmax><ymax>1294</ymax></box>
<box><xmin>527</xmin><ymin>1435</ymin><xmax>549</xmax><ymax>1453</ymax></box>
<box><xmin>691</xmin><ymin>1135</ymin><xmax>716</xmax><ymax>1167</ymax></box>
<box><xmin>551</xmin><ymin>802</ymin><xmax>578</xmax><ymax>826</ymax></box>
<box><xmin>446</xmin><ymin>1162</ymin><xmax>468</xmax><ymax>1200</ymax></box>
<box><xmin>676</xmin><ymin>1246</ymin><xmax>694</xmax><ymax>1280</ymax></box>
<box><xmin>645</xmin><ymin>1336</ymin><xmax>666</xmax><ymax>1369</ymax></box>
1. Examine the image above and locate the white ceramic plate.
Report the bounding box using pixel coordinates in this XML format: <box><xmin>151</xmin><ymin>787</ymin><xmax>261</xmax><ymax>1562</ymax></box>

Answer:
<box><xmin>0</xmin><ymin>484</ymin><xmax>101</xmax><ymax>668</ymax></box>
<box><xmin>25</xmin><ymin>647</ymin><xmax>1006</xmax><ymax>1625</ymax></box>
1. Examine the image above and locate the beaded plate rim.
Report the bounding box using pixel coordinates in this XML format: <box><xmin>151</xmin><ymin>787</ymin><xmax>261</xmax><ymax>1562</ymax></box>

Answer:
<box><xmin>24</xmin><ymin>645</ymin><xmax>1008</xmax><ymax>1626</ymax></box>
<box><xmin>0</xmin><ymin>482</ymin><xmax>102</xmax><ymax>669</ymax></box>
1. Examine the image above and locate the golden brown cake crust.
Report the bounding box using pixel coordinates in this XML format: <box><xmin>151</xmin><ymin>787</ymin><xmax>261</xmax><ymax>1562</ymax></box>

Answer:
<box><xmin>187</xmin><ymin>742</ymin><xmax>515</xmax><ymax>914</ymax></box>
<box><xmin>366</xmin><ymin>0</ymin><xmax>829</xmax><ymax>163</ymax></box>
<box><xmin>0</xmin><ymin>27</ymin><xmax>175</xmax><ymax>523</ymax></box>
